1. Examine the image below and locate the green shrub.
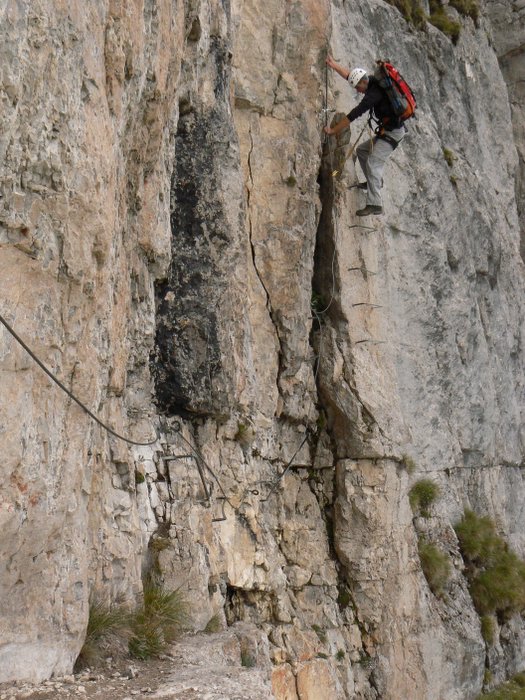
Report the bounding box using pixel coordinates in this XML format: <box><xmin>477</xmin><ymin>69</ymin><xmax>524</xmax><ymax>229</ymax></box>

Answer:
<box><xmin>418</xmin><ymin>539</ymin><xmax>451</xmax><ymax>596</ymax></box>
<box><xmin>409</xmin><ymin>479</ymin><xmax>440</xmax><ymax>517</ymax></box>
<box><xmin>455</xmin><ymin>510</ymin><xmax>525</xmax><ymax>619</ymax></box>
<box><xmin>336</xmin><ymin>649</ymin><xmax>345</xmax><ymax>661</ymax></box>
<box><xmin>429</xmin><ymin>0</ymin><xmax>461</xmax><ymax>43</ymax></box>
<box><xmin>75</xmin><ymin>599</ymin><xmax>131</xmax><ymax>670</ymax></box>
<box><xmin>129</xmin><ymin>584</ymin><xmax>189</xmax><ymax>660</ymax></box>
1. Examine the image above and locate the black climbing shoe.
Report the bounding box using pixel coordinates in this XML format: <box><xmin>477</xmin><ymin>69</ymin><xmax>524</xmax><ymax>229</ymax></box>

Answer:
<box><xmin>350</xmin><ymin>182</ymin><xmax>368</xmax><ymax>190</ymax></box>
<box><xmin>356</xmin><ymin>205</ymin><xmax>383</xmax><ymax>216</ymax></box>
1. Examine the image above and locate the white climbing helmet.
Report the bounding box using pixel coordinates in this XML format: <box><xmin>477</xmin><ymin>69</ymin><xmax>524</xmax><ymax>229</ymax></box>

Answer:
<box><xmin>348</xmin><ymin>67</ymin><xmax>367</xmax><ymax>87</ymax></box>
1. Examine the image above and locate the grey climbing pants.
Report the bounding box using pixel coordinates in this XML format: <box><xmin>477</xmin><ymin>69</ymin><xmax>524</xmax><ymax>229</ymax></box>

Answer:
<box><xmin>356</xmin><ymin>127</ymin><xmax>405</xmax><ymax>207</ymax></box>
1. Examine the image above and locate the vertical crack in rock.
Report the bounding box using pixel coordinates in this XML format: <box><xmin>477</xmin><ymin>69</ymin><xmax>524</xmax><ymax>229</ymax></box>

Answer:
<box><xmin>246</xmin><ymin>126</ymin><xmax>275</xmax><ymax>317</ymax></box>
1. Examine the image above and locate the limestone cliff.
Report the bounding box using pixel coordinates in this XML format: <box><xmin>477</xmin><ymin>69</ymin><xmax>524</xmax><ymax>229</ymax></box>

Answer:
<box><xmin>0</xmin><ymin>0</ymin><xmax>524</xmax><ymax>698</ymax></box>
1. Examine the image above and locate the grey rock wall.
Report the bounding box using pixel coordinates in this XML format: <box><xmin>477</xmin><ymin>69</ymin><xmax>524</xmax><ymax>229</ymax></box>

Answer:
<box><xmin>0</xmin><ymin>0</ymin><xmax>523</xmax><ymax>698</ymax></box>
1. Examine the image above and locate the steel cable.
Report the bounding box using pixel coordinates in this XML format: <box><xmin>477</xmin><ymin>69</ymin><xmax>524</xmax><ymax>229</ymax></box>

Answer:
<box><xmin>0</xmin><ymin>311</ymin><xmax>158</xmax><ymax>446</ymax></box>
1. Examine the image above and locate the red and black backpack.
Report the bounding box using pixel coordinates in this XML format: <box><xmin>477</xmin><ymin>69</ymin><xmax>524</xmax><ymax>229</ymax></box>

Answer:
<box><xmin>375</xmin><ymin>60</ymin><xmax>417</xmax><ymax>122</ymax></box>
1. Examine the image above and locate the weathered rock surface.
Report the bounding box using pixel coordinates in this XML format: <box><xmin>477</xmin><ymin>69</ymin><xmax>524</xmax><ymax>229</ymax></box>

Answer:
<box><xmin>0</xmin><ymin>0</ymin><xmax>524</xmax><ymax>698</ymax></box>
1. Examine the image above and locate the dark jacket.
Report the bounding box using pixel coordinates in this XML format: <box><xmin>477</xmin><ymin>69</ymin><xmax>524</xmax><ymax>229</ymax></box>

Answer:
<box><xmin>346</xmin><ymin>76</ymin><xmax>401</xmax><ymax>131</ymax></box>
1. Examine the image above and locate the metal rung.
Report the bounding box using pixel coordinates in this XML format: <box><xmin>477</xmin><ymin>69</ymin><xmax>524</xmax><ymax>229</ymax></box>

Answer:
<box><xmin>162</xmin><ymin>454</ymin><xmax>195</xmax><ymax>461</ymax></box>
<box><xmin>347</xmin><ymin>266</ymin><xmax>378</xmax><ymax>275</ymax></box>
<box><xmin>355</xmin><ymin>339</ymin><xmax>387</xmax><ymax>345</ymax></box>
<box><xmin>352</xmin><ymin>303</ymin><xmax>383</xmax><ymax>309</ymax></box>
<box><xmin>348</xmin><ymin>224</ymin><xmax>377</xmax><ymax>231</ymax></box>
<box><xmin>212</xmin><ymin>497</ymin><xmax>227</xmax><ymax>522</ymax></box>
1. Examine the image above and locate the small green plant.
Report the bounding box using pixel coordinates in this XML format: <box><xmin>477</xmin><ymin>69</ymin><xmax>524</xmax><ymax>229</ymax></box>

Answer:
<box><xmin>358</xmin><ymin>650</ymin><xmax>373</xmax><ymax>669</ymax></box>
<box><xmin>418</xmin><ymin>539</ymin><xmax>451</xmax><ymax>596</ymax></box>
<box><xmin>401</xmin><ymin>454</ymin><xmax>417</xmax><ymax>475</ymax></box>
<box><xmin>75</xmin><ymin>599</ymin><xmax>131</xmax><ymax>670</ymax></box>
<box><xmin>449</xmin><ymin>0</ymin><xmax>479</xmax><ymax>22</ymax></box>
<box><xmin>455</xmin><ymin>510</ymin><xmax>525</xmax><ymax>619</ymax></box>
<box><xmin>429</xmin><ymin>0</ymin><xmax>461</xmax><ymax>43</ymax></box>
<box><xmin>235</xmin><ymin>422</ymin><xmax>248</xmax><ymax>440</ymax></box>
<box><xmin>317</xmin><ymin>652</ymin><xmax>329</xmax><ymax>659</ymax></box>
<box><xmin>149</xmin><ymin>537</ymin><xmax>171</xmax><ymax>553</ymax></box>
<box><xmin>443</xmin><ymin>147</ymin><xmax>457</xmax><ymax>168</ymax></box>
<box><xmin>234</xmin><ymin>421</ymin><xmax>254</xmax><ymax>447</ymax></box>
<box><xmin>312</xmin><ymin>624</ymin><xmax>327</xmax><ymax>644</ymax></box>
<box><xmin>241</xmin><ymin>650</ymin><xmax>256</xmax><ymax>667</ymax></box>
<box><xmin>384</xmin><ymin>0</ymin><xmax>426</xmax><ymax>28</ymax></box>
<box><xmin>337</xmin><ymin>585</ymin><xmax>352</xmax><ymax>609</ymax></box>
<box><xmin>409</xmin><ymin>479</ymin><xmax>440</xmax><ymax>517</ymax></box>
<box><xmin>285</xmin><ymin>175</ymin><xmax>297</xmax><ymax>187</ymax></box>
<box><xmin>135</xmin><ymin>470</ymin><xmax>145</xmax><ymax>484</ymax></box>
<box><xmin>482</xmin><ymin>668</ymin><xmax>493</xmax><ymax>688</ymax></box>
<box><xmin>336</xmin><ymin>649</ymin><xmax>345</xmax><ymax>661</ymax></box>
<box><xmin>311</xmin><ymin>291</ymin><xmax>326</xmax><ymax>315</ymax></box>
<box><xmin>204</xmin><ymin>612</ymin><xmax>222</xmax><ymax>634</ymax></box>
<box><xmin>450</xmin><ymin>175</ymin><xmax>459</xmax><ymax>187</ymax></box>
<box><xmin>129</xmin><ymin>584</ymin><xmax>189</xmax><ymax>660</ymax></box>
<box><xmin>316</xmin><ymin>412</ymin><xmax>327</xmax><ymax>431</ymax></box>
<box><xmin>480</xmin><ymin>615</ymin><xmax>496</xmax><ymax>645</ymax></box>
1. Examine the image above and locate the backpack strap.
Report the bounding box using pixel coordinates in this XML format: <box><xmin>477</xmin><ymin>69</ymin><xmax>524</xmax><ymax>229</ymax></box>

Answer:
<box><xmin>374</xmin><ymin>132</ymin><xmax>400</xmax><ymax>150</ymax></box>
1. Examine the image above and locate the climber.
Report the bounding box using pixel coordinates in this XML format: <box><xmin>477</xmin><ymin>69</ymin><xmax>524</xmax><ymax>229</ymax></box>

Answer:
<box><xmin>324</xmin><ymin>55</ymin><xmax>406</xmax><ymax>217</ymax></box>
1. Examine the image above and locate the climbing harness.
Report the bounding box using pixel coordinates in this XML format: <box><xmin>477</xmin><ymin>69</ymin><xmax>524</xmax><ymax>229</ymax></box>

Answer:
<box><xmin>0</xmin><ymin>311</ymin><xmax>158</xmax><ymax>446</ymax></box>
<box><xmin>375</xmin><ymin>131</ymin><xmax>400</xmax><ymax>151</ymax></box>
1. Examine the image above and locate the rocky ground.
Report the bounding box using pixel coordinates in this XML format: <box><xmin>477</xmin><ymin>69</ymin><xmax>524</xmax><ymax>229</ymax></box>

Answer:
<box><xmin>0</xmin><ymin>632</ymin><xmax>273</xmax><ymax>700</ymax></box>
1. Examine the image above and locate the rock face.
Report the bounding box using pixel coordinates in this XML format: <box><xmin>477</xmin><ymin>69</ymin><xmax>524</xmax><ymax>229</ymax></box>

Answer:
<box><xmin>0</xmin><ymin>0</ymin><xmax>524</xmax><ymax>698</ymax></box>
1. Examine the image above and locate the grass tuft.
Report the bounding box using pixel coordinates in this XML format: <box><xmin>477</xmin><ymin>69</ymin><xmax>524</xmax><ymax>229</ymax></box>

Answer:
<box><xmin>443</xmin><ymin>148</ymin><xmax>457</xmax><ymax>168</ymax></box>
<box><xmin>312</xmin><ymin>624</ymin><xmax>327</xmax><ymax>644</ymax></box>
<box><xmin>455</xmin><ymin>510</ymin><xmax>525</xmax><ymax>619</ymax></box>
<box><xmin>449</xmin><ymin>0</ymin><xmax>479</xmax><ymax>22</ymax></box>
<box><xmin>384</xmin><ymin>0</ymin><xmax>427</xmax><ymax>28</ymax></box>
<box><xmin>401</xmin><ymin>454</ymin><xmax>417</xmax><ymax>475</ymax></box>
<box><xmin>429</xmin><ymin>0</ymin><xmax>461</xmax><ymax>43</ymax></box>
<box><xmin>478</xmin><ymin>673</ymin><xmax>525</xmax><ymax>699</ymax></box>
<box><xmin>129</xmin><ymin>584</ymin><xmax>189</xmax><ymax>660</ymax></box>
<box><xmin>480</xmin><ymin>614</ymin><xmax>495</xmax><ymax>645</ymax></box>
<box><xmin>75</xmin><ymin>599</ymin><xmax>131</xmax><ymax>670</ymax></box>
<box><xmin>204</xmin><ymin>612</ymin><xmax>222</xmax><ymax>634</ymax></box>
<box><xmin>418</xmin><ymin>539</ymin><xmax>451</xmax><ymax>596</ymax></box>
<box><xmin>409</xmin><ymin>479</ymin><xmax>440</xmax><ymax>517</ymax></box>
